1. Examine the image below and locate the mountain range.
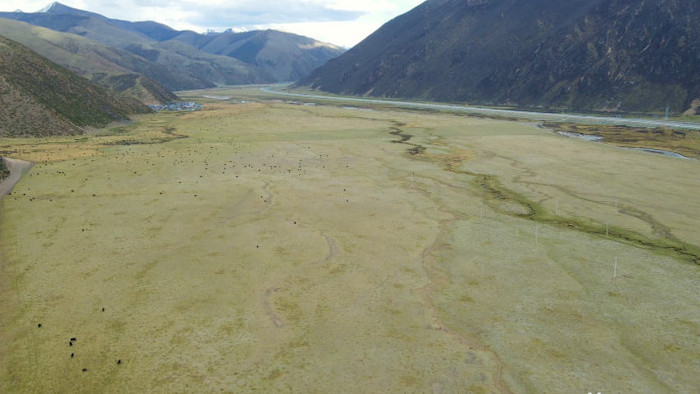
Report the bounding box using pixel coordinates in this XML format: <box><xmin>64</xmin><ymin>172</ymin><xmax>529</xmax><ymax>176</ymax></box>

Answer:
<box><xmin>0</xmin><ymin>2</ymin><xmax>346</xmax><ymax>138</ymax></box>
<box><xmin>1</xmin><ymin>2</ymin><xmax>344</xmax><ymax>97</ymax></box>
<box><xmin>3</xmin><ymin>0</ymin><xmax>698</xmax><ymax>119</ymax></box>
<box><xmin>300</xmin><ymin>0</ymin><xmax>700</xmax><ymax>115</ymax></box>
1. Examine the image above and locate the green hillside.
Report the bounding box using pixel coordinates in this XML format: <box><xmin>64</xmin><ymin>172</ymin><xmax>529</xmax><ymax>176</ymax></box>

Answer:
<box><xmin>0</xmin><ymin>18</ymin><xmax>177</xmax><ymax>103</ymax></box>
<box><xmin>0</xmin><ymin>34</ymin><xmax>150</xmax><ymax>137</ymax></box>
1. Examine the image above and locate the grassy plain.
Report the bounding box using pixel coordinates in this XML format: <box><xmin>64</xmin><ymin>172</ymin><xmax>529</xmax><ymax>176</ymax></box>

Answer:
<box><xmin>1</xmin><ymin>87</ymin><xmax>699</xmax><ymax>393</ymax></box>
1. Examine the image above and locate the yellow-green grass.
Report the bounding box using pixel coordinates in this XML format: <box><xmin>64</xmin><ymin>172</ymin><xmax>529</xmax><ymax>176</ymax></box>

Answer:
<box><xmin>1</xmin><ymin>98</ymin><xmax>698</xmax><ymax>393</ymax></box>
<box><xmin>545</xmin><ymin>122</ymin><xmax>700</xmax><ymax>159</ymax></box>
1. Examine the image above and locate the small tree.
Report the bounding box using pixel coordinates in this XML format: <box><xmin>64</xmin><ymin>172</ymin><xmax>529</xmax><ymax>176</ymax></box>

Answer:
<box><xmin>0</xmin><ymin>157</ymin><xmax>10</xmax><ymax>180</ymax></box>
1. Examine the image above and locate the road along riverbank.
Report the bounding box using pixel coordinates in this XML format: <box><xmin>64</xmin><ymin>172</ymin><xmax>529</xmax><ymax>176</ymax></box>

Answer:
<box><xmin>261</xmin><ymin>87</ymin><xmax>700</xmax><ymax>130</ymax></box>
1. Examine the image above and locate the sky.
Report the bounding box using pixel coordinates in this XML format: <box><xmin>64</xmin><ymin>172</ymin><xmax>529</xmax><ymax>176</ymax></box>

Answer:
<box><xmin>3</xmin><ymin>0</ymin><xmax>425</xmax><ymax>48</ymax></box>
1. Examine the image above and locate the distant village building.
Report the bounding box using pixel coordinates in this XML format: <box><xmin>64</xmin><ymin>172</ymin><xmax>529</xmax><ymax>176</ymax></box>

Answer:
<box><xmin>148</xmin><ymin>102</ymin><xmax>203</xmax><ymax>112</ymax></box>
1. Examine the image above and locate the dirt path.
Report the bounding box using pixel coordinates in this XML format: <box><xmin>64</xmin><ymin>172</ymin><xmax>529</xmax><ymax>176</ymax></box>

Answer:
<box><xmin>312</xmin><ymin>234</ymin><xmax>340</xmax><ymax>265</ymax></box>
<box><xmin>0</xmin><ymin>158</ymin><xmax>33</xmax><ymax>200</ymax></box>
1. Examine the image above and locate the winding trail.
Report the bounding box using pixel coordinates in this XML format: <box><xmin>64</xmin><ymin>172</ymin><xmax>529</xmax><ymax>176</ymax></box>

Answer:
<box><xmin>0</xmin><ymin>158</ymin><xmax>33</xmax><ymax>200</ymax></box>
<box><xmin>384</xmin><ymin>122</ymin><xmax>511</xmax><ymax>392</ymax></box>
<box><xmin>263</xmin><ymin>287</ymin><xmax>285</xmax><ymax>328</ymax></box>
<box><xmin>312</xmin><ymin>234</ymin><xmax>340</xmax><ymax>266</ymax></box>
<box><xmin>413</xmin><ymin>186</ymin><xmax>512</xmax><ymax>394</ymax></box>
<box><xmin>261</xmin><ymin>181</ymin><xmax>273</xmax><ymax>207</ymax></box>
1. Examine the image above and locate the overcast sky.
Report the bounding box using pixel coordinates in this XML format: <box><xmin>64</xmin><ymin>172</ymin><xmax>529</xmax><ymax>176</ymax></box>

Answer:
<box><xmin>3</xmin><ymin>0</ymin><xmax>425</xmax><ymax>48</ymax></box>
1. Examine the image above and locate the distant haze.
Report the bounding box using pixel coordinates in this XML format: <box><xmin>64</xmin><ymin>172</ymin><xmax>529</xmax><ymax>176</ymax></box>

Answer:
<box><xmin>2</xmin><ymin>0</ymin><xmax>424</xmax><ymax>47</ymax></box>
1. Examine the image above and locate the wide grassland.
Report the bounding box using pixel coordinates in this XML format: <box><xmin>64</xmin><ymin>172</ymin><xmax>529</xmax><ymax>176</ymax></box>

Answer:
<box><xmin>1</xmin><ymin>90</ymin><xmax>699</xmax><ymax>393</ymax></box>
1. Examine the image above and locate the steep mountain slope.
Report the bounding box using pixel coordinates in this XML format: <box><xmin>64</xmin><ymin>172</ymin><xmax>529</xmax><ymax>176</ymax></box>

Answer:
<box><xmin>1</xmin><ymin>2</ymin><xmax>343</xmax><ymax>86</ymax></box>
<box><xmin>0</xmin><ymin>34</ymin><xmax>149</xmax><ymax>137</ymax></box>
<box><xmin>300</xmin><ymin>0</ymin><xmax>700</xmax><ymax>114</ymax></box>
<box><xmin>0</xmin><ymin>18</ymin><xmax>177</xmax><ymax>104</ymax></box>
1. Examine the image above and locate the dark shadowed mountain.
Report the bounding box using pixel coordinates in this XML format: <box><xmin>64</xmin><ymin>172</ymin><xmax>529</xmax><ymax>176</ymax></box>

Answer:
<box><xmin>0</xmin><ymin>34</ymin><xmax>149</xmax><ymax>137</ymax></box>
<box><xmin>1</xmin><ymin>2</ymin><xmax>344</xmax><ymax>88</ymax></box>
<box><xmin>299</xmin><ymin>0</ymin><xmax>700</xmax><ymax>114</ymax></box>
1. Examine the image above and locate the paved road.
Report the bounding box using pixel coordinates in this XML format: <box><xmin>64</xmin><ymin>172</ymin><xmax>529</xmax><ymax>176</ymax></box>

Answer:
<box><xmin>261</xmin><ymin>87</ymin><xmax>700</xmax><ymax>130</ymax></box>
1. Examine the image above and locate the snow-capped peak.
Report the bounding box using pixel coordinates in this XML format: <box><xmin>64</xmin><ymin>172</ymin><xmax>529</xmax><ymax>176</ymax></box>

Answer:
<box><xmin>39</xmin><ymin>2</ymin><xmax>59</xmax><ymax>13</ymax></box>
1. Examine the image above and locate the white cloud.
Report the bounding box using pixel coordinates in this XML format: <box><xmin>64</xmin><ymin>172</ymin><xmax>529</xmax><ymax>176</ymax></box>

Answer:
<box><xmin>184</xmin><ymin>1</ymin><xmax>364</xmax><ymax>26</ymax></box>
<box><xmin>3</xmin><ymin>0</ymin><xmax>425</xmax><ymax>47</ymax></box>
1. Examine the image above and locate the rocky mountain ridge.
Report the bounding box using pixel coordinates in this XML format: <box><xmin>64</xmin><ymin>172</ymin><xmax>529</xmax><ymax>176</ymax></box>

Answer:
<box><xmin>300</xmin><ymin>0</ymin><xmax>699</xmax><ymax>115</ymax></box>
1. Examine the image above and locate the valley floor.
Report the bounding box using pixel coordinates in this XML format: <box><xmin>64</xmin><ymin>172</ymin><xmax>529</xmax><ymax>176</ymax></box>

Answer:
<box><xmin>1</xmin><ymin>90</ymin><xmax>698</xmax><ymax>392</ymax></box>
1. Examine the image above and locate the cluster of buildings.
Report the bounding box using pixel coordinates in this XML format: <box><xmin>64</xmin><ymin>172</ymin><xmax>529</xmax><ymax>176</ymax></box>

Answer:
<box><xmin>148</xmin><ymin>102</ymin><xmax>202</xmax><ymax>112</ymax></box>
